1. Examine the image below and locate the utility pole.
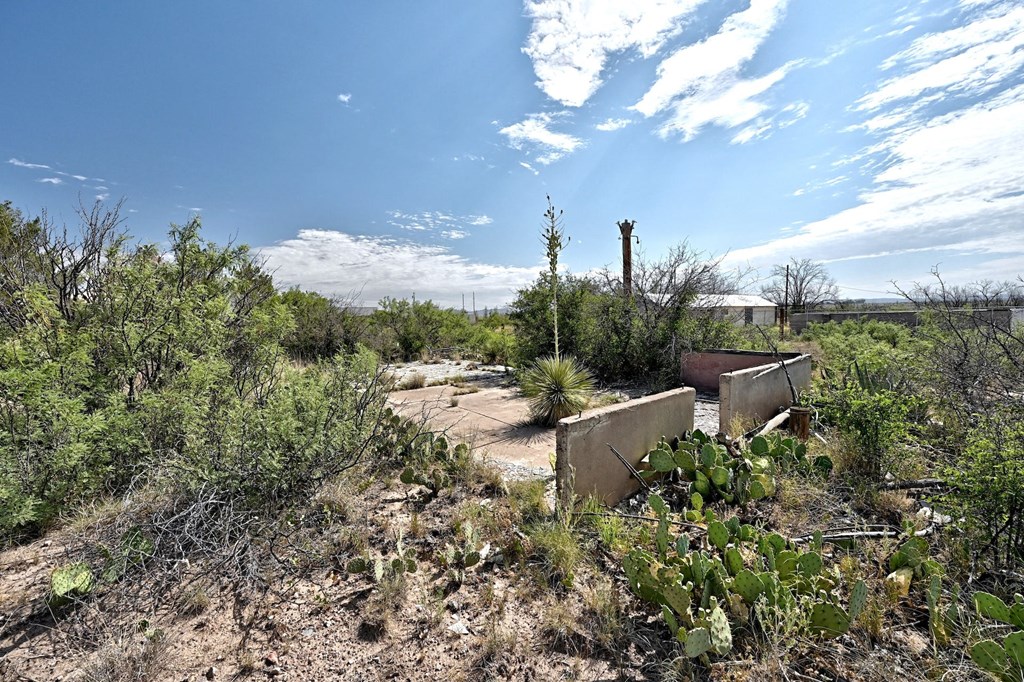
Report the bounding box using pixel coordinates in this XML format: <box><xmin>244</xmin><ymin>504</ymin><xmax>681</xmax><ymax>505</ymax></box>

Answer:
<box><xmin>472</xmin><ymin>292</ymin><xmax>476</xmax><ymax>323</ymax></box>
<box><xmin>617</xmin><ymin>219</ymin><xmax>637</xmax><ymax>298</ymax></box>
<box><xmin>780</xmin><ymin>264</ymin><xmax>789</xmax><ymax>340</ymax></box>
<box><xmin>462</xmin><ymin>293</ymin><xmax>465</xmax><ymax>313</ymax></box>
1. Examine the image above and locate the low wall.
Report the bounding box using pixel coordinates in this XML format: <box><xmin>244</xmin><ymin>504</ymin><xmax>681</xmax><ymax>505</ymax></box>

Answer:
<box><xmin>791</xmin><ymin>308</ymin><xmax>1014</xmax><ymax>334</ymax></box>
<box><xmin>555</xmin><ymin>388</ymin><xmax>695</xmax><ymax>506</ymax></box>
<box><xmin>680</xmin><ymin>349</ymin><xmax>803</xmax><ymax>392</ymax></box>
<box><xmin>719</xmin><ymin>354</ymin><xmax>812</xmax><ymax>432</ymax></box>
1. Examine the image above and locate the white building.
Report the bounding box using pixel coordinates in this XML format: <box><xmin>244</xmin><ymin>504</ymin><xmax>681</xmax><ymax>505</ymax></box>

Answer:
<box><xmin>696</xmin><ymin>294</ymin><xmax>778</xmax><ymax>326</ymax></box>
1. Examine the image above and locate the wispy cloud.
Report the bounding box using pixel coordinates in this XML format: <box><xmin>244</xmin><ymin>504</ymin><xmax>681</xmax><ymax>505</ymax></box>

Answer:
<box><xmin>522</xmin><ymin>0</ymin><xmax>708</xmax><ymax>107</ymax></box>
<box><xmin>258</xmin><ymin>229</ymin><xmax>538</xmax><ymax>307</ymax></box>
<box><xmin>499</xmin><ymin>112</ymin><xmax>584</xmax><ymax>164</ymax></box>
<box><xmin>386</xmin><ymin>210</ymin><xmax>493</xmax><ymax>235</ymax></box>
<box><xmin>96</xmin><ymin>193</ymin><xmax>110</xmax><ymax>201</ymax></box>
<box><xmin>853</xmin><ymin>1</ymin><xmax>1024</xmax><ymax>132</ymax></box>
<box><xmin>337</xmin><ymin>92</ymin><xmax>352</xmax><ymax>104</ymax></box>
<box><xmin>632</xmin><ymin>0</ymin><xmax>794</xmax><ymax>141</ymax></box>
<box><xmin>519</xmin><ymin>161</ymin><xmax>540</xmax><ymax>175</ymax></box>
<box><xmin>37</xmin><ymin>177</ymin><xmax>63</xmax><ymax>185</ymax></box>
<box><xmin>8</xmin><ymin>158</ymin><xmax>51</xmax><ymax>170</ymax></box>
<box><xmin>595</xmin><ymin>117</ymin><xmax>633</xmax><ymax>131</ymax></box>
<box><xmin>726</xmin><ymin>0</ymin><xmax>1024</xmax><ymax>281</ymax></box>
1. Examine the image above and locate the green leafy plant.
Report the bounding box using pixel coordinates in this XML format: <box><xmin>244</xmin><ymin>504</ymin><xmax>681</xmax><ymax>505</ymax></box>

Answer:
<box><xmin>49</xmin><ymin>561</ymin><xmax>94</xmax><ymax>607</ymax></box>
<box><xmin>970</xmin><ymin>591</ymin><xmax>1024</xmax><ymax>681</ymax></box>
<box><xmin>644</xmin><ymin>430</ymin><xmax>777</xmax><ymax>508</ymax></box>
<box><xmin>622</xmin><ymin>494</ymin><xmax>867</xmax><ymax>654</ymax></box>
<box><xmin>749</xmin><ymin>433</ymin><xmax>833</xmax><ymax>478</ymax></box>
<box><xmin>521</xmin><ymin>355</ymin><xmax>595</xmax><ymax>427</ymax></box>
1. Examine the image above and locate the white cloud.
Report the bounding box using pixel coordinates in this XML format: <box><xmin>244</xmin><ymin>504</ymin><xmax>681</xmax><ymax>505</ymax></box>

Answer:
<box><xmin>856</xmin><ymin>2</ymin><xmax>1024</xmax><ymax>117</ymax></box>
<box><xmin>8</xmin><ymin>158</ymin><xmax>51</xmax><ymax>170</ymax></box>
<box><xmin>72</xmin><ymin>174</ymin><xmax>87</xmax><ymax>181</ymax></box>
<box><xmin>96</xmin><ymin>193</ymin><xmax>110</xmax><ymax>201</ymax></box>
<box><xmin>595</xmin><ymin>117</ymin><xmax>633</xmax><ymax>131</ymax></box>
<box><xmin>726</xmin><ymin>81</ymin><xmax>1024</xmax><ymax>273</ymax></box>
<box><xmin>258</xmin><ymin>229</ymin><xmax>539</xmax><ymax>307</ymax></box>
<box><xmin>189</xmin><ymin>207</ymin><xmax>202</xmax><ymax>212</ymax></box>
<box><xmin>522</xmin><ymin>0</ymin><xmax>708</xmax><ymax>107</ymax></box>
<box><xmin>632</xmin><ymin>0</ymin><xmax>794</xmax><ymax>140</ymax></box>
<box><xmin>499</xmin><ymin>112</ymin><xmax>584</xmax><ymax>164</ymax></box>
<box><xmin>386</xmin><ymin>210</ymin><xmax>492</xmax><ymax>234</ymax></box>
<box><xmin>37</xmin><ymin>177</ymin><xmax>63</xmax><ymax>185</ymax></box>
<box><xmin>724</xmin><ymin>1</ymin><xmax>1024</xmax><ymax>276</ymax></box>
<box><xmin>519</xmin><ymin>161</ymin><xmax>540</xmax><ymax>175</ymax></box>
<box><xmin>337</xmin><ymin>92</ymin><xmax>352</xmax><ymax>104</ymax></box>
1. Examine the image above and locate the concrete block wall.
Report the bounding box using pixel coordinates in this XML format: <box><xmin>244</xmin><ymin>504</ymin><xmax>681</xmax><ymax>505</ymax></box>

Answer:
<box><xmin>719</xmin><ymin>354</ymin><xmax>812</xmax><ymax>432</ymax></box>
<box><xmin>555</xmin><ymin>388</ymin><xmax>695</xmax><ymax>506</ymax></box>
<box><xmin>680</xmin><ymin>349</ymin><xmax>803</xmax><ymax>393</ymax></box>
<box><xmin>790</xmin><ymin>308</ymin><xmax>1014</xmax><ymax>334</ymax></box>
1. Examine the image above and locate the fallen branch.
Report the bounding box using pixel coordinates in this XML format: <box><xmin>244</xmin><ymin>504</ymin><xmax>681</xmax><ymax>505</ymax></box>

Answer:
<box><xmin>606</xmin><ymin>443</ymin><xmax>653</xmax><ymax>493</ymax></box>
<box><xmin>791</xmin><ymin>525</ymin><xmax>934</xmax><ymax>544</ymax></box>
<box><xmin>879</xmin><ymin>478</ymin><xmax>948</xmax><ymax>491</ymax></box>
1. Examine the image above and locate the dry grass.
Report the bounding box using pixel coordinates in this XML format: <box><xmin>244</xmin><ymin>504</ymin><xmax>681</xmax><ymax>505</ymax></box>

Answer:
<box><xmin>82</xmin><ymin>629</ymin><xmax>171</xmax><ymax>682</ymax></box>
<box><xmin>396</xmin><ymin>372</ymin><xmax>427</xmax><ymax>390</ymax></box>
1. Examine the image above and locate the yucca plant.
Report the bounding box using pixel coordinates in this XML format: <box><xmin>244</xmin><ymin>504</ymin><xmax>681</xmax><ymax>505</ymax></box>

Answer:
<box><xmin>522</xmin><ymin>355</ymin><xmax>594</xmax><ymax>427</ymax></box>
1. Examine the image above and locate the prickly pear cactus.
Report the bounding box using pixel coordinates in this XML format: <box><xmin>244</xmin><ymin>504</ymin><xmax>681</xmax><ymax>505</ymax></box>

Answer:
<box><xmin>731</xmin><ymin>569</ymin><xmax>763</xmax><ymax>605</ymax></box>
<box><xmin>49</xmin><ymin>562</ymin><xmax>94</xmax><ymax>607</ymax></box>
<box><xmin>971</xmin><ymin>639</ymin><xmax>1010</xmax><ymax>680</ymax></box>
<box><xmin>708</xmin><ymin>521</ymin><xmax>730</xmax><ymax>551</ymax></box>
<box><xmin>975</xmin><ymin>592</ymin><xmax>1013</xmax><ymax>625</ymax></box>
<box><xmin>849</xmin><ymin>579</ymin><xmax>868</xmax><ymax>622</ymax></box>
<box><xmin>685</xmin><ymin>626</ymin><xmax>712</xmax><ymax>658</ymax></box>
<box><xmin>708</xmin><ymin>605</ymin><xmax>732</xmax><ymax>655</ymax></box>
<box><xmin>809</xmin><ymin>602</ymin><xmax>851</xmax><ymax>638</ymax></box>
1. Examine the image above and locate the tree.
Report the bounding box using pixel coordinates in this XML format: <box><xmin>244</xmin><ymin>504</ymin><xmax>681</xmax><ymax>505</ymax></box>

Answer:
<box><xmin>761</xmin><ymin>258</ymin><xmax>839</xmax><ymax>310</ymax></box>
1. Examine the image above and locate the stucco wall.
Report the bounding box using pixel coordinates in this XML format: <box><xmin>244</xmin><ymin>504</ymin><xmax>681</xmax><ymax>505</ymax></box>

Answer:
<box><xmin>555</xmin><ymin>388</ymin><xmax>695</xmax><ymax>506</ymax></box>
<box><xmin>719</xmin><ymin>354</ymin><xmax>812</xmax><ymax>432</ymax></box>
<box><xmin>681</xmin><ymin>349</ymin><xmax>803</xmax><ymax>393</ymax></box>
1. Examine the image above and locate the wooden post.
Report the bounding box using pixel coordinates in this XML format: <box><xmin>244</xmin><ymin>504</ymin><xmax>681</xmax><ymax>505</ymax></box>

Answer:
<box><xmin>781</xmin><ymin>263</ymin><xmax>789</xmax><ymax>340</ymax></box>
<box><xmin>617</xmin><ymin>219</ymin><xmax>636</xmax><ymax>298</ymax></box>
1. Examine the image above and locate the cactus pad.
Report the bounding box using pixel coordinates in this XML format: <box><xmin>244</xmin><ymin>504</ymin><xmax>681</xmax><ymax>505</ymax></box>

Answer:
<box><xmin>1003</xmin><ymin>632</ymin><xmax>1024</xmax><ymax>669</ymax></box>
<box><xmin>49</xmin><ymin>562</ymin><xmax>94</xmax><ymax>606</ymax></box>
<box><xmin>709</xmin><ymin>605</ymin><xmax>732</xmax><ymax>655</ymax></box>
<box><xmin>849</xmin><ymin>579</ymin><xmax>868</xmax><ymax>622</ymax></box>
<box><xmin>975</xmin><ymin>592</ymin><xmax>1012</xmax><ymax>624</ymax></box>
<box><xmin>708</xmin><ymin>521</ymin><xmax>730</xmax><ymax>550</ymax></box>
<box><xmin>724</xmin><ymin>547</ymin><xmax>744</xmax><ymax>576</ymax></box>
<box><xmin>731</xmin><ymin>569</ymin><xmax>763</xmax><ymax>605</ymax></box>
<box><xmin>685</xmin><ymin>626</ymin><xmax>712</xmax><ymax>658</ymax></box>
<box><xmin>661</xmin><ymin>582</ymin><xmax>693</xmax><ymax>619</ymax></box>
<box><xmin>809</xmin><ymin>602</ymin><xmax>850</xmax><ymax>638</ymax></box>
<box><xmin>650</xmin><ymin>447</ymin><xmax>677</xmax><ymax>472</ymax></box>
<box><xmin>971</xmin><ymin>639</ymin><xmax>1008</xmax><ymax>678</ymax></box>
<box><xmin>797</xmin><ymin>551</ymin><xmax>822</xmax><ymax>578</ymax></box>
<box><xmin>1009</xmin><ymin>603</ymin><xmax>1024</xmax><ymax>630</ymax></box>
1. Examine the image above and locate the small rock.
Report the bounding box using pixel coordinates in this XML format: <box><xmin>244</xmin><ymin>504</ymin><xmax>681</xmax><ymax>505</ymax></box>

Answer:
<box><xmin>43</xmin><ymin>540</ymin><xmax>52</xmax><ymax>547</ymax></box>
<box><xmin>301</xmin><ymin>627</ymin><xmax>315</xmax><ymax>637</ymax></box>
<box><xmin>448</xmin><ymin>620</ymin><xmax>470</xmax><ymax>636</ymax></box>
<box><xmin>205</xmin><ymin>666</ymin><xmax>217</xmax><ymax>680</ymax></box>
<box><xmin>264</xmin><ymin>652</ymin><xmax>279</xmax><ymax>666</ymax></box>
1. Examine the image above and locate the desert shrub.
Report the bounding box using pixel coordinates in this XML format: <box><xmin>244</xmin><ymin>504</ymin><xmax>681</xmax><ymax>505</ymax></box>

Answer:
<box><xmin>279</xmin><ymin>288</ymin><xmax>369</xmax><ymax>361</ymax></box>
<box><xmin>942</xmin><ymin>408</ymin><xmax>1024</xmax><ymax>568</ymax></box>
<box><xmin>369</xmin><ymin>297</ymin><xmax>475</xmax><ymax>360</ymax></box>
<box><xmin>804</xmin><ymin>319</ymin><xmax>921</xmax><ymax>379</ymax></box>
<box><xmin>521</xmin><ymin>355</ymin><xmax>595</xmax><ymax>427</ymax></box>
<box><xmin>0</xmin><ymin>203</ymin><xmax>391</xmax><ymax>540</ymax></box>
<box><xmin>816</xmin><ymin>386</ymin><xmax>924</xmax><ymax>481</ymax></box>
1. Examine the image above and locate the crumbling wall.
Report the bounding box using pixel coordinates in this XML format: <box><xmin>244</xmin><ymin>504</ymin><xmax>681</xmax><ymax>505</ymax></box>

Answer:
<box><xmin>680</xmin><ymin>349</ymin><xmax>803</xmax><ymax>393</ymax></box>
<box><xmin>555</xmin><ymin>388</ymin><xmax>695</xmax><ymax>506</ymax></box>
<box><xmin>719</xmin><ymin>354</ymin><xmax>812</xmax><ymax>432</ymax></box>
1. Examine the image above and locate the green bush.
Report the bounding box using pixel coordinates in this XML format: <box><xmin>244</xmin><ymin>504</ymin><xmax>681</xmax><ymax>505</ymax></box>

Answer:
<box><xmin>0</xmin><ymin>203</ymin><xmax>391</xmax><ymax>539</ymax></box>
<box><xmin>521</xmin><ymin>355</ymin><xmax>594</xmax><ymax>427</ymax></box>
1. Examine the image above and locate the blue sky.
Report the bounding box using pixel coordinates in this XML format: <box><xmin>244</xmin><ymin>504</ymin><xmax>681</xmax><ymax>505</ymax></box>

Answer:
<box><xmin>3</xmin><ymin>0</ymin><xmax>1023</xmax><ymax>307</ymax></box>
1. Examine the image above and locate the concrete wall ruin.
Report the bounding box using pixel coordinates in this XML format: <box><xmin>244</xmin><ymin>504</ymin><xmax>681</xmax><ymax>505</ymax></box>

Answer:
<box><xmin>680</xmin><ymin>349</ymin><xmax>811</xmax><ymax>433</ymax></box>
<box><xmin>718</xmin><ymin>354</ymin><xmax>811</xmax><ymax>432</ymax></box>
<box><xmin>555</xmin><ymin>388</ymin><xmax>695</xmax><ymax>506</ymax></box>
